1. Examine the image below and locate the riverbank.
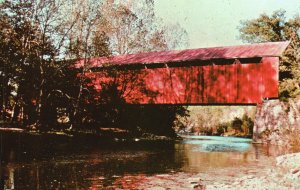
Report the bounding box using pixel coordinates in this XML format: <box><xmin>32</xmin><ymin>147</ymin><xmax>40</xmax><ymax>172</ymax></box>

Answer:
<box><xmin>135</xmin><ymin>152</ymin><xmax>300</xmax><ymax>189</ymax></box>
<box><xmin>0</xmin><ymin>127</ymin><xmax>178</xmax><ymax>142</ymax></box>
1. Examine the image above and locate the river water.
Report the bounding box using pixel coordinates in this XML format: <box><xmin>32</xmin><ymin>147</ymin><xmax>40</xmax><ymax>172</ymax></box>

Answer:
<box><xmin>0</xmin><ymin>132</ymin><xmax>298</xmax><ymax>189</ymax></box>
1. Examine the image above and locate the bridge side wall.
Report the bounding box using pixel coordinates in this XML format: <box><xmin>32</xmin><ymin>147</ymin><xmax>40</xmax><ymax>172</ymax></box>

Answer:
<box><xmin>86</xmin><ymin>57</ymin><xmax>279</xmax><ymax>104</ymax></box>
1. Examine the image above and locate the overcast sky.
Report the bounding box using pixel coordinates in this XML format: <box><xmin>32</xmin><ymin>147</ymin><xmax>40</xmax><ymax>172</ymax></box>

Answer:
<box><xmin>155</xmin><ymin>0</ymin><xmax>300</xmax><ymax>49</ymax></box>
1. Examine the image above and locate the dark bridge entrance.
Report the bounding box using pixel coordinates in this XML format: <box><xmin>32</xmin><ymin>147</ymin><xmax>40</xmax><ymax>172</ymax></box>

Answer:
<box><xmin>76</xmin><ymin>41</ymin><xmax>289</xmax><ymax>104</ymax></box>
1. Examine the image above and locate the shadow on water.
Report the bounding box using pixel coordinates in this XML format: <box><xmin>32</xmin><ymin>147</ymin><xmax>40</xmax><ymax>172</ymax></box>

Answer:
<box><xmin>1</xmin><ymin>132</ymin><xmax>299</xmax><ymax>189</ymax></box>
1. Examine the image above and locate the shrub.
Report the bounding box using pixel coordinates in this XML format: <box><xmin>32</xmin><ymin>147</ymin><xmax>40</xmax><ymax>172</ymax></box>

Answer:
<box><xmin>201</xmin><ymin>127</ymin><xmax>213</xmax><ymax>135</ymax></box>
<box><xmin>216</xmin><ymin>123</ymin><xmax>229</xmax><ymax>135</ymax></box>
<box><xmin>241</xmin><ymin>114</ymin><xmax>254</xmax><ymax>135</ymax></box>
<box><xmin>232</xmin><ymin>117</ymin><xmax>243</xmax><ymax>131</ymax></box>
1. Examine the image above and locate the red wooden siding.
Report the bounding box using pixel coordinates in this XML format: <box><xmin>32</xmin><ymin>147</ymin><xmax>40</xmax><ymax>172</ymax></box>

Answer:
<box><xmin>79</xmin><ymin>42</ymin><xmax>288</xmax><ymax>104</ymax></box>
<box><xmin>85</xmin><ymin>57</ymin><xmax>279</xmax><ymax>104</ymax></box>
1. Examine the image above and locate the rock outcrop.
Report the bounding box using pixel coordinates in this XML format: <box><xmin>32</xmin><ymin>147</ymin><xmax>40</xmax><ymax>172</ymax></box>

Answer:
<box><xmin>253</xmin><ymin>99</ymin><xmax>300</xmax><ymax>146</ymax></box>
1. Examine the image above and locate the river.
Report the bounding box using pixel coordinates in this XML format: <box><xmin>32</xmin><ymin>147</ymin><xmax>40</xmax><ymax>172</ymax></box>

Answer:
<box><xmin>0</xmin><ymin>132</ymin><xmax>298</xmax><ymax>189</ymax></box>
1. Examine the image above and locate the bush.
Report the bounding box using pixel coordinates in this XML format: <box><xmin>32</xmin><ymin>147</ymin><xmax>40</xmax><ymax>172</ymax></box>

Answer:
<box><xmin>232</xmin><ymin>117</ymin><xmax>243</xmax><ymax>131</ymax></box>
<box><xmin>216</xmin><ymin>123</ymin><xmax>229</xmax><ymax>135</ymax></box>
<box><xmin>241</xmin><ymin>114</ymin><xmax>254</xmax><ymax>136</ymax></box>
<box><xmin>219</xmin><ymin>115</ymin><xmax>254</xmax><ymax>137</ymax></box>
<box><xmin>200</xmin><ymin>127</ymin><xmax>213</xmax><ymax>135</ymax></box>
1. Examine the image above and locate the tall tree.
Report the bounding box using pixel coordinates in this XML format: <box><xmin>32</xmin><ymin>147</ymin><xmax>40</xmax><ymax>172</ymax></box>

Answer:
<box><xmin>0</xmin><ymin>0</ymin><xmax>80</xmax><ymax>127</ymax></box>
<box><xmin>239</xmin><ymin>10</ymin><xmax>300</xmax><ymax>99</ymax></box>
<box><xmin>64</xmin><ymin>0</ymin><xmax>106</xmax><ymax>129</ymax></box>
<box><xmin>95</xmin><ymin>0</ymin><xmax>189</xmax><ymax>55</ymax></box>
<box><xmin>0</xmin><ymin>0</ymin><xmax>54</xmax><ymax>125</ymax></box>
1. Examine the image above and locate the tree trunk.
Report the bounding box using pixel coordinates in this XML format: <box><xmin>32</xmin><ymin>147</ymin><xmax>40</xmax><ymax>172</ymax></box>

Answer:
<box><xmin>35</xmin><ymin>62</ymin><xmax>45</xmax><ymax>128</ymax></box>
<box><xmin>10</xmin><ymin>89</ymin><xmax>21</xmax><ymax>125</ymax></box>
<box><xmin>69</xmin><ymin>80</ymin><xmax>83</xmax><ymax>130</ymax></box>
<box><xmin>11</xmin><ymin>103</ymin><xmax>20</xmax><ymax>125</ymax></box>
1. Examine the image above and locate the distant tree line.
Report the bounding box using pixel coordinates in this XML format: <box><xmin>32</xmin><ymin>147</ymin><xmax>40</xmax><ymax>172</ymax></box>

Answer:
<box><xmin>176</xmin><ymin>106</ymin><xmax>255</xmax><ymax>137</ymax></box>
<box><xmin>0</xmin><ymin>0</ymin><xmax>189</xmax><ymax>137</ymax></box>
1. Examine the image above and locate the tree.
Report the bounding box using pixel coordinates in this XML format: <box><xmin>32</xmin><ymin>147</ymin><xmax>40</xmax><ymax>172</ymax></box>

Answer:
<box><xmin>239</xmin><ymin>10</ymin><xmax>300</xmax><ymax>99</ymax></box>
<box><xmin>95</xmin><ymin>0</ymin><xmax>189</xmax><ymax>55</ymax></box>
<box><xmin>0</xmin><ymin>0</ymin><xmax>55</xmax><ymax>126</ymax></box>
<box><xmin>63</xmin><ymin>0</ymin><xmax>107</xmax><ymax>129</ymax></box>
<box><xmin>0</xmin><ymin>0</ymin><xmax>82</xmax><ymax>127</ymax></box>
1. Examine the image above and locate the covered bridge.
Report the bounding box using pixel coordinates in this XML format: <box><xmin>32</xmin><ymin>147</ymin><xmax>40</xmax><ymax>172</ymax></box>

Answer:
<box><xmin>76</xmin><ymin>41</ymin><xmax>289</xmax><ymax>104</ymax></box>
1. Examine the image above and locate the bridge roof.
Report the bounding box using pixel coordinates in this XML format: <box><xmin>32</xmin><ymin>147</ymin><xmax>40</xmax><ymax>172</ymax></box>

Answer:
<box><xmin>75</xmin><ymin>41</ymin><xmax>289</xmax><ymax>68</ymax></box>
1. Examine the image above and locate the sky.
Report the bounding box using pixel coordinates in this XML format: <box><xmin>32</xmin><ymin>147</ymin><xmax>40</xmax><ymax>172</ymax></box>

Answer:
<box><xmin>155</xmin><ymin>0</ymin><xmax>300</xmax><ymax>49</ymax></box>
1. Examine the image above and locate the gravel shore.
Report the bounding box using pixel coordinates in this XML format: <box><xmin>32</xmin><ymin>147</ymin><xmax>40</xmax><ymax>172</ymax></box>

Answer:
<box><xmin>205</xmin><ymin>152</ymin><xmax>300</xmax><ymax>190</ymax></box>
<box><xmin>135</xmin><ymin>152</ymin><xmax>300</xmax><ymax>190</ymax></box>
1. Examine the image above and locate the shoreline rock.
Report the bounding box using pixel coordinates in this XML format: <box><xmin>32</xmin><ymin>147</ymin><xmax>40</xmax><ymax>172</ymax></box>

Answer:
<box><xmin>135</xmin><ymin>152</ymin><xmax>300</xmax><ymax>190</ymax></box>
<box><xmin>205</xmin><ymin>152</ymin><xmax>300</xmax><ymax>190</ymax></box>
<box><xmin>253</xmin><ymin>99</ymin><xmax>300</xmax><ymax>146</ymax></box>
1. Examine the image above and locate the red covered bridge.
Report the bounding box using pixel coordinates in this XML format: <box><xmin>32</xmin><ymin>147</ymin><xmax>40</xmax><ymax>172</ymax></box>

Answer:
<box><xmin>76</xmin><ymin>41</ymin><xmax>289</xmax><ymax>104</ymax></box>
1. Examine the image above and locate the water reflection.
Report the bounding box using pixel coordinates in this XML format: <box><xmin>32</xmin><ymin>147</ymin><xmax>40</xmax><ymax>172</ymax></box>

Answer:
<box><xmin>183</xmin><ymin>135</ymin><xmax>251</xmax><ymax>152</ymax></box>
<box><xmin>1</xmin><ymin>132</ymin><xmax>299</xmax><ymax>189</ymax></box>
<box><xmin>1</xmin><ymin>165</ymin><xmax>14</xmax><ymax>190</ymax></box>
